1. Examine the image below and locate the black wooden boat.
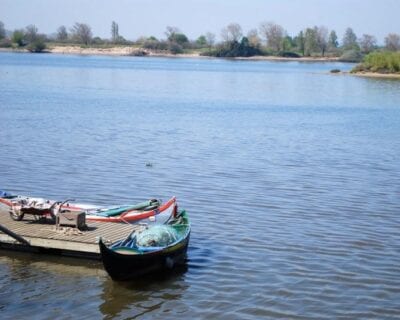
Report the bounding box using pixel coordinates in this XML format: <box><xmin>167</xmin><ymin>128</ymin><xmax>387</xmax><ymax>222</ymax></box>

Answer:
<box><xmin>99</xmin><ymin>210</ymin><xmax>190</xmax><ymax>281</ymax></box>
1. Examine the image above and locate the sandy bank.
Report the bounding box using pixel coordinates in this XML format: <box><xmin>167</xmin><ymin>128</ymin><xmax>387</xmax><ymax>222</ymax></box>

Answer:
<box><xmin>350</xmin><ymin>71</ymin><xmax>400</xmax><ymax>79</ymax></box>
<box><xmin>1</xmin><ymin>46</ymin><xmax>342</xmax><ymax>62</ymax></box>
<box><xmin>48</xmin><ymin>47</ymin><xmax>340</xmax><ymax>62</ymax></box>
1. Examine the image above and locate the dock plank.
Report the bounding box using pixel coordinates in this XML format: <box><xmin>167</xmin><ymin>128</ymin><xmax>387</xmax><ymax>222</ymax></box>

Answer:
<box><xmin>0</xmin><ymin>208</ymin><xmax>136</xmax><ymax>258</ymax></box>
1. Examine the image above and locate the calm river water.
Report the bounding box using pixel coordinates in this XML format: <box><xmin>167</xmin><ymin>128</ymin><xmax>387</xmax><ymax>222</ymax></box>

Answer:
<box><xmin>1</xmin><ymin>53</ymin><xmax>400</xmax><ymax>319</ymax></box>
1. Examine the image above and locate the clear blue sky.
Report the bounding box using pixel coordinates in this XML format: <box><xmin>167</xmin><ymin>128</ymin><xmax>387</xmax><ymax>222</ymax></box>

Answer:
<box><xmin>1</xmin><ymin>0</ymin><xmax>399</xmax><ymax>43</ymax></box>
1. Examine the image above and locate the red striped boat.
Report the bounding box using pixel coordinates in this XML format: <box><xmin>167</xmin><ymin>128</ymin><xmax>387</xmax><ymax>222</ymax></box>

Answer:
<box><xmin>0</xmin><ymin>191</ymin><xmax>177</xmax><ymax>224</ymax></box>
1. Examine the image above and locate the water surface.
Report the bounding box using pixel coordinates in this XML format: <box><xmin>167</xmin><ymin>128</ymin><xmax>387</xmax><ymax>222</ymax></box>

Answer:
<box><xmin>1</xmin><ymin>53</ymin><xmax>400</xmax><ymax>319</ymax></box>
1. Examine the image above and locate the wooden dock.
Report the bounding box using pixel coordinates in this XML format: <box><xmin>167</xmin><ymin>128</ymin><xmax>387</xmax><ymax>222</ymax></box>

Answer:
<box><xmin>0</xmin><ymin>208</ymin><xmax>137</xmax><ymax>259</ymax></box>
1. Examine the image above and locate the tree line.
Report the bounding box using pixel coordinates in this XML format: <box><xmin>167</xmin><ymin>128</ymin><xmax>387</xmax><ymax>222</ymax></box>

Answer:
<box><xmin>0</xmin><ymin>20</ymin><xmax>399</xmax><ymax>60</ymax></box>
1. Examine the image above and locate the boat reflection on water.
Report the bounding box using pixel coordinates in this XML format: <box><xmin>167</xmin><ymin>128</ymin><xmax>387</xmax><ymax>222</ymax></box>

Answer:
<box><xmin>98</xmin><ymin>263</ymin><xmax>189</xmax><ymax>318</ymax></box>
<box><xmin>0</xmin><ymin>250</ymin><xmax>105</xmax><ymax>278</ymax></box>
<box><xmin>0</xmin><ymin>248</ymin><xmax>190</xmax><ymax>319</ymax></box>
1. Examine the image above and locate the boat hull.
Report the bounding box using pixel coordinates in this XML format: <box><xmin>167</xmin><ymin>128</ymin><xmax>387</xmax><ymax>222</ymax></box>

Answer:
<box><xmin>99</xmin><ymin>234</ymin><xmax>190</xmax><ymax>281</ymax></box>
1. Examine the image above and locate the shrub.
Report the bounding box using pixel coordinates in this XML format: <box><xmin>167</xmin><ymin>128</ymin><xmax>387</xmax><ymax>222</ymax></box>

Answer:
<box><xmin>339</xmin><ymin>49</ymin><xmax>363</xmax><ymax>62</ymax></box>
<box><xmin>142</xmin><ymin>39</ymin><xmax>168</xmax><ymax>51</ymax></box>
<box><xmin>168</xmin><ymin>42</ymin><xmax>183</xmax><ymax>54</ymax></box>
<box><xmin>27</xmin><ymin>38</ymin><xmax>46</xmax><ymax>52</ymax></box>
<box><xmin>129</xmin><ymin>49</ymin><xmax>148</xmax><ymax>56</ymax></box>
<box><xmin>278</xmin><ymin>51</ymin><xmax>301</xmax><ymax>58</ymax></box>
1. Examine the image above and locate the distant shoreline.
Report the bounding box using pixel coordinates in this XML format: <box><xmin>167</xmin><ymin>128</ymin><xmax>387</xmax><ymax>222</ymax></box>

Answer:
<box><xmin>0</xmin><ymin>46</ymin><xmax>341</xmax><ymax>62</ymax></box>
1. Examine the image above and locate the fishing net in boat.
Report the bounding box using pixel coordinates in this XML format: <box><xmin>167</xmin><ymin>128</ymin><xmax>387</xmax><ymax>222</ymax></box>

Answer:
<box><xmin>136</xmin><ymin>225</ymin><xmax>179</xmax><ymax>247</ymax></box>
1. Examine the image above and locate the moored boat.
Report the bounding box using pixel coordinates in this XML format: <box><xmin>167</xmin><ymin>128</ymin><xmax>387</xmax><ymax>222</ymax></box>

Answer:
<box><xmin>0</xmin><ymin>190</ymin><xmax>177</xmax><ymax>224</ymax></box>
<box><xmin>99</xmin><ymin>210</ymin><xmax>190</xmax><ymax>281</ymax></box>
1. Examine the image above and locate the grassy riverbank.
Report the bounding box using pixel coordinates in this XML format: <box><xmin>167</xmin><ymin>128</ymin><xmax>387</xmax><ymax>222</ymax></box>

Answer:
<box><xmin>351</xmin><ymin>52</ymin><xmax>400</xmax><ymax>78</ymax></box>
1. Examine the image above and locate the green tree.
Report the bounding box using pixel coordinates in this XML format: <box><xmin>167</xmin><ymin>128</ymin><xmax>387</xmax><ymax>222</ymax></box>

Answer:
<box><xmin>196</xmin><ymin>35</ymin><xmax>207</xmax><ymax>47</ymax></box>
<box><xmin>111</xmin><ymin>21</ymin><xmax>119</xmax><ymax>43</ymax></box>
<box><xmin>12</xmin><ymin>30</ymin><xmax>25</xmax><ymax>47</ymax></box>
<box><xmin>281</xmin><ymin>35</ymin><xmax>294</xmax><ymax>52</ymax></box>
<box><xmin>342</xmin><ymin>27</ymin><xmax>359</xmax><ymax>50</ymax></box>
<box><xmin>27</xmin><ymin>36</ymin><xmax>46</xmax><ymax>52</ymax></box>
<box><xmin>0</xmin><ymin>21</ymin><xmax>6</xmax><ymax>40</ymax></box>
<box><xmin>169</xmin><ymin>33</ymin><xmax>189</xmax><ymax>45</ymax></box>
<box><xmin>328</xmin><ymin>30</ymin><xmax>339</xmax><ymax>50</ymax></box>
<box><xmin>304</xmin><ymin>28</ymin><xmax>317</xmax><ymax>56</ymax></box>
<box><xmin>295</xmin><ymin>31</ymin><xmax>305</xmax><ymax>56</ymax></box>
<box><xmin>204</xmin><ymin>36</ymin><xmax>262</xmax><ymax>58</ymax></box>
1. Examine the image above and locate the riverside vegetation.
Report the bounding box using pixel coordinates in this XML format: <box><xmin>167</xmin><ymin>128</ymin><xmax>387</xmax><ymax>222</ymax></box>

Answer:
<box><xmin>1</xmin><ymin>20</ymin><xmax>399</xmax><ymax>75</ymax></box>
<box><xmin>351</xmin><ymin>51</ymin><xmax>400</xmax><ymax>74</ymax></box>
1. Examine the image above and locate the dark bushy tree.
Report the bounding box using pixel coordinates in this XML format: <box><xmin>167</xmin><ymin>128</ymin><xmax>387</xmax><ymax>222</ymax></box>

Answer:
<box><xmin>0</xmin><ymin>21</ymin><xmax>6</xmax><ymax>40</ymax></box>
<box><xmin>202</xmin><ymin>37</ymin><xmax>262</xmax><ymax>58</ymax></box>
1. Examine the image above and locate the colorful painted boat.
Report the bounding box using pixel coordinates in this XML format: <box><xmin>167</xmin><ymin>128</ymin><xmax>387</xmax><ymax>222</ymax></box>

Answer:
<box><xmin>99</xmin><ymin>210</ymin><xmax>190</xmax><ymax>280</ymax></box>
<box><xmin>0</xmin><ymin>190</ymin><xmax>177</xmax><ymax>224</ymax></box>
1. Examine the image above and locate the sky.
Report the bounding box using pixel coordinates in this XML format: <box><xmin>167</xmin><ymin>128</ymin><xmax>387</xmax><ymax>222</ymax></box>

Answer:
<box><xmin>1</xmin><ymin>0</ymin><xmax>399</xmax><ymax>43</ymax></box>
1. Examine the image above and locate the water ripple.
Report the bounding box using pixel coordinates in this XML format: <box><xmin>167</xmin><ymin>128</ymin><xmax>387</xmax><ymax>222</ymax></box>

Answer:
<box><xmin>1</xmin><ymin>54</ymin><xmax>400</xmax><ymax>319</ymax></box>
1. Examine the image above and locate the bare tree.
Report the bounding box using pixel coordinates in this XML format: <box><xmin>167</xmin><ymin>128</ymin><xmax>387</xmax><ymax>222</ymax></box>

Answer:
<box><xmin>71</xmin><ymin>22</ymin><xmax>92</xmax><ymax>45</ymax></box>
<box><xmin>57</xmin><ymin>25</ymin><xmax>68</xmax><ymax>42</ymax></box>
<box><xmin>205</xmin><ymin>32</ymin><xmax>216</xmax><ymax>48</ymax></box>
<box><xmin>384</xmin><ymin>33</ymin><xmax>400</xmax><ymax>51</ymax></box>
<box><xmin>25</xmin><ymin>24</ymin><xmax>38</xmax><ymax>42</ymax></box>
<box><xmin>359</xmin><ymin>34</ymin><xmax>377</xmax><ymax>53</ymax></box>
<box><xmin>259</xmin><ymin>22</ymin><xmax>285</xmax><ymax>52</ymax></box>
<box><xmin>165</xmin><ymin>26</ymin><xmax>180</xmax><ymax>40</ymax></box>
<box><xmin>247</xmin><ymin>29</ymin><xmax>261</xmax><ymax>47</ymax></box>
<box><xmin>221</xmin><ymin>23</ymin><xmax>242</xmax><ymax>43</ymax></box>
<box><xmin>0</xmin><ymin>21</ymin><xmax>5</xmax><ymax>39</ymax></box>
<box><xmin>111</xmin><ymin>21</ymin><xmax>119</xmax><ymax>43</ymax></box>
<box><xmin>315</xmin><ymin>26</ymin><xmax>329</xmax><ymax>56</ymax></box>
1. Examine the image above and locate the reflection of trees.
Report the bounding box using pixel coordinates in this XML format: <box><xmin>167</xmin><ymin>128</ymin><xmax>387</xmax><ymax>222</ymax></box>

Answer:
<box><xmin>99</xmin><ymin>264</ymin><xmax>188</xmax><ymax>319</ymax></box>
